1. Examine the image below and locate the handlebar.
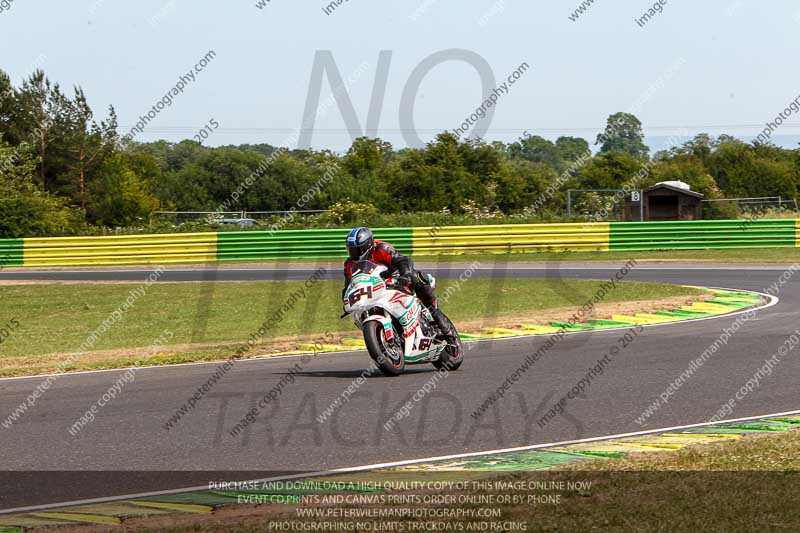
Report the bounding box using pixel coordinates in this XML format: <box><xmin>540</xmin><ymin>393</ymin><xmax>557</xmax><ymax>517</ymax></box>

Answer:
<box><xmin>385</xmin><ymin>279</ymin><xmax>413</xmax><ymax>294</ymax></box>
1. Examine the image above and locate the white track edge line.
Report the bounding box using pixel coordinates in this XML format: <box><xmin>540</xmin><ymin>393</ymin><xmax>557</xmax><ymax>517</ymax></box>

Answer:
<box><xmin>1</xmin><ymin>407</ymin><xmax>798</xmax><ymax>516</ymax></box>
<box><xmin>0</xmin><ymin>288</ymin><xmax>778</xmax><ymax>383</ymax></box>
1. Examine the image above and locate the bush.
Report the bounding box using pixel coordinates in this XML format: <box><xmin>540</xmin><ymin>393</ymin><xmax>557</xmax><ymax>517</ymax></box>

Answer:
<box><xmin>703</xmin><ymin>200</ymin><xmax>740</xmax><ymax>220</ymax></box>
<box><xmin>0</xmin><ymin>140</ymin><xmax>88</xmax><ymax>238</ymax></box>
<box><xmin>322</xmin><ymin>199</ymin><xmax>379</xmax><ymax>225</ymax></box>
<box><xmin>0</xmin><ymin>191</ymin><xmax>88</xmax><ymax>238</ymax></box>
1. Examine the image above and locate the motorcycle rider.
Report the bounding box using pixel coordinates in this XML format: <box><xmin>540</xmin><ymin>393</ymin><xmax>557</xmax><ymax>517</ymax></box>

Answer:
<box><xmin>343</xmin><ymin>227</ymin><xmax>455</xmax><ymax>340</ymax></box>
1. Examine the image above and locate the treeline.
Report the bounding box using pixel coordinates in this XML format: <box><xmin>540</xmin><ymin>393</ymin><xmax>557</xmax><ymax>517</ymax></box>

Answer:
<box><xmin>1</xmin><ymin>69</ymin><xmax>799</xmax><ymax>238</ymax></box>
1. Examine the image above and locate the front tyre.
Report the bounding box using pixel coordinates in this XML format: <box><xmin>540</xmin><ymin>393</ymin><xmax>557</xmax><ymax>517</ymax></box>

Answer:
<box><xmin>363</xmin><ymin>321</ymin><xmax>405</xmax><ymax>377</ymax></box>
<box><xmin>432</xmin><ymin>312</ymin><xmax>463</xmax><ymax>371</ymax></box>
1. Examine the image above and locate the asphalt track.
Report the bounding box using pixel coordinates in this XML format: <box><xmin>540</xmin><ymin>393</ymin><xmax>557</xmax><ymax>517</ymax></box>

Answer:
<box><xmin>0</xmin><ymin>262</ymin><xmax>798</xmax><ymax>510</ymax></box>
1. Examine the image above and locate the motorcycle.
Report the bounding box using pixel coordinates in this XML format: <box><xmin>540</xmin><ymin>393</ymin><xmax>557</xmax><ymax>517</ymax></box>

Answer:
<box><xmin>342</xmin><ymin>260</ymin><xmax>464</xmax><ymax>376</ymax></box>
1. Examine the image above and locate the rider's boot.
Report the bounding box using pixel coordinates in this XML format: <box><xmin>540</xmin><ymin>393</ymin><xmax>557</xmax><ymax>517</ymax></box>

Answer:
<box><xmin>429</xmin><ymin>304</ymin><xmax>456</xmax><ymax>342</ymax></box>
<box><xmin>414</xmin><ymin>273</ymin><xmax>456</xmax><ymax>342</ymax></box>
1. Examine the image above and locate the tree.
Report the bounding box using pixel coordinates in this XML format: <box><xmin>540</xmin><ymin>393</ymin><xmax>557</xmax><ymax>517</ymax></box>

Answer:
<box><xmin>10</xmin><ymin>71</ymin><xmax>73</xmax><ymax>190</ymax></box>
<box><xmin>87</xmin><ymin>153</ymin><xmax>161</xmax><ymax>226</ymax></box>
<box><xmin>0</xmin><ymin>71</ymin><xmax>16</xmax><ymax>140</ymax></box>
<box><xmin>706</xmin><ymin>141</ymin><xmax>798</xmax><ymax>199</ymax></box>
<box><xmin>648</xmin><ymin>158</ymin><xmax>719</xmax><ymax>198</ymax></box>
<box><xmin>596</xmin><ymin>112</ymin><xmax>649</xmax><ymax>159</ymax></box>
<box><xmin>337</xmin><ymin>137</ymin><xmax>393</xmax><ymax>209</ymax></box>
<box><xmin>0</xmin><ymin>136</ymin><xmax>85</xmax><ymax>238</ymax></box>
<box><xmin>577</xmin><ymin>151</ymin><xmax>644</xmax><ymax>190</ymax></box>
<box><xmin>388</xmin><ymin>133</ymin><xmax>492</xmax><ymax>212</ymax></box>
<box><xmin>508</xmin><ymin>134</ymin><xmax>564</xmax><ymax>170</ymax></box>
<box><xmin>493</xmin><ymin>159</ymin><xmax>552</xmax><ymax>212</ymax></box>
<box><xmin>343</xmin><ymin>137</ymin><xmax>392</xmax><ymax>176</ymax></box>
<box><xmin>555</xmin><ymin>136</ymin><xmax>590</xmax><ymax>162</ymax></box>
<box><xmin>234</xmin><ymin>143</ymin><xmax>279</xmax><ymax>158</ymax></box>
<box><xmin>1</xmin><ymin>70</ymin><xmax>119</xmax><ymax>208</ymax></box>
<box><xmin>668</xmin><ymin>133</ymin><xmax>717</xmax><ymax>163</ymax></box>
<box><xmin>62</xmin><ymin>88</ymin><xmax>119</xmax><ymax>209</ymax></box>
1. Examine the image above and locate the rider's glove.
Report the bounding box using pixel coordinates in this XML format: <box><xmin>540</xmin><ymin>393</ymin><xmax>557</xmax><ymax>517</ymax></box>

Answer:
<box><xmin>396</xmin><ymin>274</ymin><xmax>412</xmax><ymax>288</ymax></box>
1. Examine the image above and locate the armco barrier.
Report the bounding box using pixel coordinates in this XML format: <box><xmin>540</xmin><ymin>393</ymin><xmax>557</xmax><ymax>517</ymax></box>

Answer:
<box><xmin>609</xmin><ymin>219</ymin><xmax>797</xmax><ymax>251</ymax></box>
<box><xmin>0</xmin><ymin>238</ymin><xmax>24</xmax><ymax>267</ymax></box>
<box><xmin>217</xmin><ymin>228</ymin><xmax>413</xmax><ymax>261</ymax></box>
<box><xmin>0</xmin><ymin>219</ymin><xmax>797</xmax><ymax>267</ymax></box>
<box><xmin>4</xmin><ymin>229</ymin><xmax>413</xmax><ymax>267</ymax></box>
<box><xmin>19</xmin><ymin>233</ymin><xmax>219</xmax><ymax>267</ymax></box>
<box><xmin>412</xmin><ymin>223</ymin><xmax>610</xmax><ymax>254</ymax></box>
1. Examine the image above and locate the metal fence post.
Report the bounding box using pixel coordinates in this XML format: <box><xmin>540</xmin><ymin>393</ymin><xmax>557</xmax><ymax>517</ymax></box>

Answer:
<box><xmin>640</xmin><ymin>191</ymin><xmax>644</xmax><ymax>222</ymax></box>
<box><xmin>567</xmin><ymin>190</ymin><xmax>572</xmax><ymax>218</ymax></box>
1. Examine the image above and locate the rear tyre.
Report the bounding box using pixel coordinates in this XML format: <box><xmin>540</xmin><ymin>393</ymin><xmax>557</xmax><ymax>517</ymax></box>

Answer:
<box><xmin>432</xmin><ymin>312</ymin><xmax>463</xmax><ymax>371</ymax></box>
<box><xmin>363</xmin><ymin>321</ymin><xmax>405</xmax><ymax>376</ymax></box>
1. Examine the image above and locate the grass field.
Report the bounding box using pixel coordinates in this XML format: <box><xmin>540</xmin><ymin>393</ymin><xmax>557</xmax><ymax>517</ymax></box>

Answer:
<box><xmin>107</xmin><ymin>430</ymin><xmax>799</xmax><ymax>532</ymax></box>
<box><xmin>0</xmin><ymin>279</ymin><xmax>702</xmax><ymax>376</ymax></box>
<box><xmin>463</xmin><ymin>430</ymin><xmax>800</xmax><ymax>532</ymax></box>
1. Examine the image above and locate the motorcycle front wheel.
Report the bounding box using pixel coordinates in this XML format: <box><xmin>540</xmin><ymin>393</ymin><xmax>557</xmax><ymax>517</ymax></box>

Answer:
<box><xmin>364</xmin><ymin>321</ymin><xmax>405</xmax><ymax>376</ymax></box>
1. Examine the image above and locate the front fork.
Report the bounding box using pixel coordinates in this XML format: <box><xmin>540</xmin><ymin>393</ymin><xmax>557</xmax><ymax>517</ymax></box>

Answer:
<box><xmin>363</xmin><ymin>314</ymin><xmax>398</xmax><ymax>346</ymax></box>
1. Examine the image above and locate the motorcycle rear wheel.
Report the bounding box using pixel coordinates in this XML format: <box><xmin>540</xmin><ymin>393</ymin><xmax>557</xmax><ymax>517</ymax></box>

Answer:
<box><xmin>364</xmin><ymin>321</ymin><xmax>405</xmax><ymax>376</ymax></box>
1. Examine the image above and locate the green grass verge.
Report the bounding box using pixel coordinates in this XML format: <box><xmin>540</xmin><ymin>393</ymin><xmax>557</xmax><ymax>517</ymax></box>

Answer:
<box><xmin>0</xmin><ymin>279</ymin><xmax>701</xmax><ymax>376</ymax></box>
<box><xmin>137</xmin><ymin>431</ymin><xmax>800</xmax><ymax>532</ymax></box>
<box><xmin>565</xmin><ymin>428</ymin><xmax>800</xmax><ymax>472</ymax></box>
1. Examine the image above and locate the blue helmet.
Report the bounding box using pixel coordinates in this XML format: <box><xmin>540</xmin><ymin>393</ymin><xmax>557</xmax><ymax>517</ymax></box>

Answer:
<box><xmin>346</xmin><ymin>227</ymin><xmax>374</xmax><ymax>260</ymax></box>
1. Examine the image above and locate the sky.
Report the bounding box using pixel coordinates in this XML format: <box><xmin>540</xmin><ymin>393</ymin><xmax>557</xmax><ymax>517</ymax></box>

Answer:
<box><xmin>2</xmin><ymin>0</ymin><xmax>800</xmax><ymax>152</ymax></box>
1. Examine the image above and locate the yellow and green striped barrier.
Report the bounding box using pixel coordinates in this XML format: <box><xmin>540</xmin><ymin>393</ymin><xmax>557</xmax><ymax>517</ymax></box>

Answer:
<box><xmin>18</xmin><ymin>233</ymin><xmax>219</xmax><ymax>267</ymax></box>
<box><xmin>0</xmin><ymin>238</ymin><xmax>23</xmax><ymax>267</ymax></box>
<box><xmin>0</xmin><ymin>219</ymin><xmax>797</xmax><ymax>268</ymax></box>
<box><xmin>412</xmin><ymin>222</ymin><xmax>610</xmax><ymax>254</ymax></box>
<box><xmin>608</xmin><ymin>219</ymin><xmax>797</xmax><ymax>251</ymax></box>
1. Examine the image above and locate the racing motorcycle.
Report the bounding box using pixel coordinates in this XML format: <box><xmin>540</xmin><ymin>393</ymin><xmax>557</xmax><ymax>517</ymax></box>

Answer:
<box><xmin>342</xmin><ymin>260</ymin><xmax>463</xmax><ymax>376</ymax></box>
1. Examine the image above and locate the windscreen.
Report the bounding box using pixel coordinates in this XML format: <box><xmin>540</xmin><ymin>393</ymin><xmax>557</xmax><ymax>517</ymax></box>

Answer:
<box><xmin>350</xmin><ymin>260</ymin><xmax>379</xmax><ymax>276</ymax></box>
